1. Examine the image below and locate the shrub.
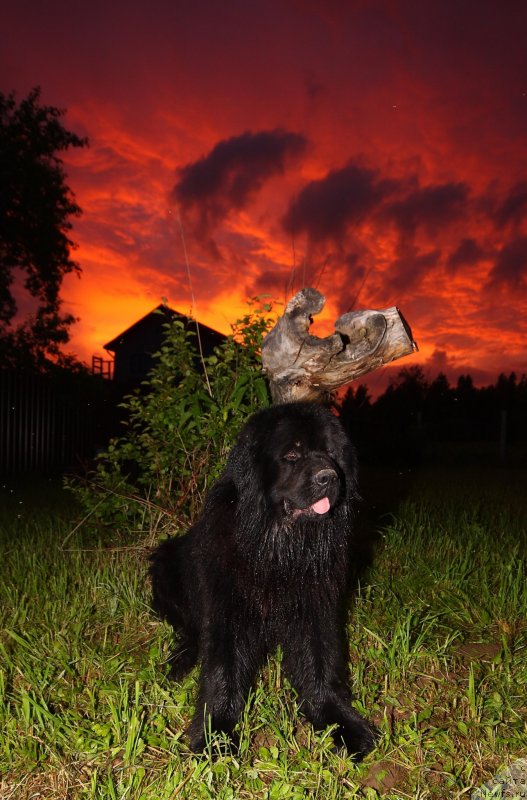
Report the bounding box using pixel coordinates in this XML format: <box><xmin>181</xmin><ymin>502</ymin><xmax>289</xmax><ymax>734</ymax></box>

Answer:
<box><xmin>67</xmin><ymin>299</ymin><xmax>274</xmax><ymax>536</ymax></box>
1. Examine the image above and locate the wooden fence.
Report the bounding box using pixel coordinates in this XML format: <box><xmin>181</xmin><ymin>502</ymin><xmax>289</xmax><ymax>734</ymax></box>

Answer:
<box><xmin>0</xmin><ymin>371</ymin><xmax>95</xmax><ymax>474</ymax></box>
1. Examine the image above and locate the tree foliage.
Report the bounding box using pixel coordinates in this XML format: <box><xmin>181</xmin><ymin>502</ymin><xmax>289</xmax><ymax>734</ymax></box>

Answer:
<box><xmin>68</xmin><ymin>300</ymin><xmax>275</xmax><ymax>534</ymax></box>
<box><xmin>0</xmin><ymin>87</ymin><xmax>87</xmax><ymax>369</ymax></box>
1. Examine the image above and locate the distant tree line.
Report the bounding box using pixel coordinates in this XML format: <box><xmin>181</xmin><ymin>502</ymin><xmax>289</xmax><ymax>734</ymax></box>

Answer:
<box><xmin>339</xmin><ymin>367</ymin><xmax>527</xmax><ymax>465</ymax></box>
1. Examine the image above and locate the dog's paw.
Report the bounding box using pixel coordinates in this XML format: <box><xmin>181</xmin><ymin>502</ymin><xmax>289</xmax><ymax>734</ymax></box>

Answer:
<box><xmin>186</xmin><ymin>716</ymin><xmax>239</xmax><ymax>755</ymax></box>
<box><xmin>335</xmin><ymin>717</ymin><xmax>380</xmax><ymax>761</ymax></box>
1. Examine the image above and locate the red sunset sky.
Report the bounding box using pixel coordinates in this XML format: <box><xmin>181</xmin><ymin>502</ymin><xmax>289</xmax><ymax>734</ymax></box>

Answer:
<box><xmin>2</xmin><ymin>0</ymin><xmax>527</xmax><ymax>392</ymax></box>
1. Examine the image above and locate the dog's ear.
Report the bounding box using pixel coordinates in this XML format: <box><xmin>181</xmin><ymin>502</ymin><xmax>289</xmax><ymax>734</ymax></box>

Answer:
<box><xmin>224</xmin><ymin>437</ymin><xmax>247</xmax><ymax>487</ymax></box>
<box><xmin>224</xmin><ymin>423</ymin><xmax>272</xmax><ymax>532</ymax></box>
<box><xmin>224</xmin><ymin>429</ymin><xmax>258</xmax><ymax>491</ymax></box>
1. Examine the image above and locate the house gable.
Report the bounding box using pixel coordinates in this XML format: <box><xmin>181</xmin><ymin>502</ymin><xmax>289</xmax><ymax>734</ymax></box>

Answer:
<box><xmin>103</xmin><ymin>305</ymin><xmax>225</xmax><ymax>384</ymax></box>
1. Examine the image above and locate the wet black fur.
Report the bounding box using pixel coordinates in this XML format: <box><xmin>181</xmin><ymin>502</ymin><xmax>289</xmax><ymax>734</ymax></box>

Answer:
<box><xmin>149</xmin><ymin>402</ymin><xmax>378</xmax><ymax>758</ymax></box>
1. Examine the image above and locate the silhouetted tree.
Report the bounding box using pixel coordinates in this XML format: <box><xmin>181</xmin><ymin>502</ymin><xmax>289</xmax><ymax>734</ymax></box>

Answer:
<box><xmin>516</xmin><ymin>375</ymin><xmax>527</xmax><ymax>440</ymax></box>
<box><xmin>495</xmin><ymin>372</ymin><xmax>517</xmax><ymax>408</ymax></box>
<box><xmin>455</xmin><ymin>374</ymin><xmax>476</xmax><ymax>401</ymax></box>
<box><xmin>427</xmin><ymin>371</ymin><xmax>451</xmax><ymax>402</ymax></box>
<box><xmin>375</xmin><ymin>365</ymin><xmax>428</xmax><ymax>424</ymax></box>
<box><xmin>424</xmin><ymin>372</ymin><xmax>453</xmax><ymax>439</ymax></box>
<box><xmin>392</xmin><ymin>365</ymin><xmax>429</xmax><ymax>407</ymax></box>
<box><xmin>0</xmin><ymin>87</ymin><xmax>88</xmax><ymax>370</ymax></box>
<box><xmin>339</xmin><ymin>383</ymin><xmax>372</xmax><ymax>445</ymax></box>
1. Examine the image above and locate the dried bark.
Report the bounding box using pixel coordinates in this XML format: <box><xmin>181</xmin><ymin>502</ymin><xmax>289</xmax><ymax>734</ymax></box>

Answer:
<box><xmin>261</xmin><ymin>288</ymin><xmax>418</xmax><ymax>404</ymax></box>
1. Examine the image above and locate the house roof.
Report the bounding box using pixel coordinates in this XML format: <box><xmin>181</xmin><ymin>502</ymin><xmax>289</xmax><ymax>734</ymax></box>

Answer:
<box><xmin>103</xmin><ymin>304</ymin><xmax>224</xmax><ymax>352</ymax></box>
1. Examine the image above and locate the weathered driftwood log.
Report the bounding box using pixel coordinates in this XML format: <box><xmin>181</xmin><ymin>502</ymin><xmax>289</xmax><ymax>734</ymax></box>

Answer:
<box><xmin>261</xmin><ymin>287</ymin><xmax>418</xmax><ymax>404</ymax></box>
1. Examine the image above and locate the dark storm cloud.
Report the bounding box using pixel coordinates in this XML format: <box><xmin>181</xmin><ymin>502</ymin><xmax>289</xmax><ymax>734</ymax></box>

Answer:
<box><xmin>173</xmin><ymin>129</ymin><xmax>307</xmax><ymax>237</ymax></box>
<box><xmin>384</xmin><ymin>182</ymin><xmax>469</xmax><ymax>237</ymax></box>
<box><xmin>282</xmin><ymin>166</ymin><xmax>471</xmax><ymax>250</ymax></box>
<box><xmin>446</xmin><ymin>237</ymin><xmax>484</xmax><ymax>272</ymax></box>
<box><xmin>487</xmin><ymin>236</ymin><xmax>527</xmax><ymax>291</ymax></box>
<box><xmin>389</xmin><ymin>245</ymin><xmax>441</xmax><ymax>293</ymax></box>
<box><xmin>249</xmin><ymin>269</ymin><xmax>297</xmax><ymax>297</ymax></box>
<box><xmin>282</xmin><ymin>162</ymin><xmax>397</xmax><ymax>244</ymax></box>
<box><xmin>493</xmin><ymin>181</ymin><xmax>527</xmax><ymax>229</ymax></box>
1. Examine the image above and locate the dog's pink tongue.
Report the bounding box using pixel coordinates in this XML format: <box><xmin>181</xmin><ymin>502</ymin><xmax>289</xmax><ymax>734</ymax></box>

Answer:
<box><xmin>311</xmin><ymin>496</ymin><xmax>330</xmax><ymax>514</ymax></box>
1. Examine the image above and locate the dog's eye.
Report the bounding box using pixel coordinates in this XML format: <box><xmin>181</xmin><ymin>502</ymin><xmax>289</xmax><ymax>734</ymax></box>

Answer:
<box><xmin>284</xmin><ymin>450</ymin><xmax>300</xmax><ymax>462</ymax></box>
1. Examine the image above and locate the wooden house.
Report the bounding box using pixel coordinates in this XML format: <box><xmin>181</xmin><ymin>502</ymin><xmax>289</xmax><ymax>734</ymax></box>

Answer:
<box><xmin>102</xmin><ymin>305</ymin><xmax>226</xmax><ymax>384</ymax></box>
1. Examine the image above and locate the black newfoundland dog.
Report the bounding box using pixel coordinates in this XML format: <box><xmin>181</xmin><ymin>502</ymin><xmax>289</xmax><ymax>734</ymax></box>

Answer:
<box><xmin>150</xmin><ymin>402</ymin><xmax>377</xmax><ymax>758</ymax></box>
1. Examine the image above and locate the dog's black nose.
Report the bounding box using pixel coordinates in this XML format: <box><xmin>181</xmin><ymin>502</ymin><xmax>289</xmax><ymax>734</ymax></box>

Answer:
<box><xmin>314</xmin><ymin>468</ymin><xmax>337</xmax><ymax>486</ymax></box>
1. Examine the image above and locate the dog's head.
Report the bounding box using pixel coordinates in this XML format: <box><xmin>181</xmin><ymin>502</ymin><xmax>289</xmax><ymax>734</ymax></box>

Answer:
<box><xmin>227</xmin><ymin>403</ymin><xmax>358</xmax><ymax>524</ymax></box>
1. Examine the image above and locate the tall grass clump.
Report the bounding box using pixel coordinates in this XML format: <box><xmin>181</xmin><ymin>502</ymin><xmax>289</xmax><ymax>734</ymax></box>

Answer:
<box><xmin>67</xmin><ymin>299</ymin><xmax>274</xmax><ymax>537</ymax></box>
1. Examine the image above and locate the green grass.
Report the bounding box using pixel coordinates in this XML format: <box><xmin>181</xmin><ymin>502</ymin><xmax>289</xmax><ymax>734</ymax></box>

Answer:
<box><xmin>1</xmin><ymin>466</ymin><xmax>526</xmax><ymax>799</ymax></box>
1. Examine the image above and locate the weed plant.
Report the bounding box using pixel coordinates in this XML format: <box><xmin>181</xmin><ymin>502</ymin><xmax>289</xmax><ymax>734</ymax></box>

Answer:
<box><xmin>66</xmin><ymin>300</ymin><xmax>274</xmax><ymax>537</ymax></box>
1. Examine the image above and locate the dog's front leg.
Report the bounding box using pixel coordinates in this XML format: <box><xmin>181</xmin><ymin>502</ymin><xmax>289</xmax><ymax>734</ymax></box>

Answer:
<box><xmin>282</xmin><ymin>616</ymin><xmax>378</xmax><ymax>760</ymax></box>
<box><xmin>187</xmin><ymin>624</ymin><xmax>260</xmax><ymax>752</ymax></box>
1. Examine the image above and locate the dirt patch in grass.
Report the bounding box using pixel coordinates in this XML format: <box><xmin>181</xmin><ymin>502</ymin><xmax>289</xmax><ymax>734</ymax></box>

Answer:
<box><xmin>0</xmin><ymin>763</ymin><xmax>91</xmax><ymax>800</ymax></box>
<box><xmin>455</xmin><ymin>641</ymin><xmax>502</xmax><ymax>661</ymax></box>
<box><xmin>361</xmin><ymin>760</ymin><xmax>409</xmax><ymax>793</ymax></box>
